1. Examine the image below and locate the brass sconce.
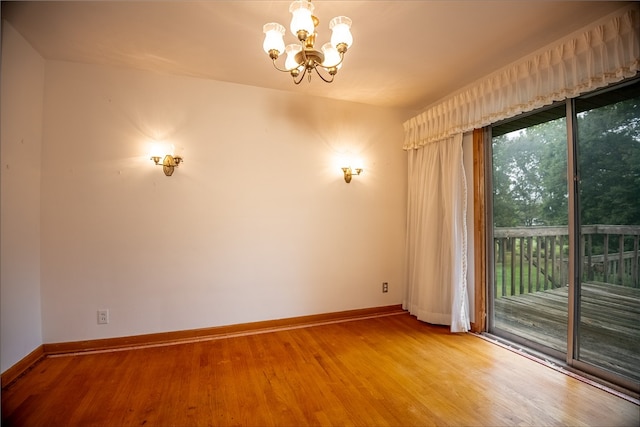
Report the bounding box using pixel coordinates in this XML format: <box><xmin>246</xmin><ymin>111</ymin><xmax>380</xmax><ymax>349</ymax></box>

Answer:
<box><xmin>341</xmin><ymin>166</ymin><xmax>362</xmax><ymax>183</ymax></box>
<box><xmin>151</xmin><ymin>154</ymin><xmax>183</xmax><ymax>176</ymax></box>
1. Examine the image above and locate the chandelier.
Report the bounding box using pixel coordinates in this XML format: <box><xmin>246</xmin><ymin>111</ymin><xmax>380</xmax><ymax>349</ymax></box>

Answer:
<box><xmin>262</xmin><ymin>0</ymin><xmax>353</xmax><ymax>84</ymax></box>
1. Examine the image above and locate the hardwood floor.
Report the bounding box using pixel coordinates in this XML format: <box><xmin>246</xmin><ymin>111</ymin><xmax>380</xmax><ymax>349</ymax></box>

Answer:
<box><xmin>2</xmin><ymin>312</ymin><xmax>638</xmax><ymax>426</ymax></box>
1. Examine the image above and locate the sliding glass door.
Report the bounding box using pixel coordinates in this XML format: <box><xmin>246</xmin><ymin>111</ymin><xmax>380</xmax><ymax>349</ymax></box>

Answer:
<box><xmin>574</xmin><ymin>82</ymin><xmax>640</xmax><ymax>384</ymax></box>
<box><xmin>490</xmin><ymin>105</ymin><xmax>569</xmax><ymax>357</ymax></box>
<box><xmin>488</xmin><ymin>78</ymin><xmax>640</xmax><ymax>390</ymax></box>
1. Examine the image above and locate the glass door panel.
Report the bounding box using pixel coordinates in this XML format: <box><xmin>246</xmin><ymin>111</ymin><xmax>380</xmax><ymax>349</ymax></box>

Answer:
<box><xmin>575</xmin><ymin>82</ymin><xmax>640</xmax><ymax>382</ymax></box>
<box><xmin>491</xmin><ymin>110</ymin><xmax>568</xmax><ymax>354</ymax></box>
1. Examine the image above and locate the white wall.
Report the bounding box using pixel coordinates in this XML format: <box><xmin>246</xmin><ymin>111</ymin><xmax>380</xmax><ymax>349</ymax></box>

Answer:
<box><xmin>39</xmin><ymin>60</ymin><xmax>408</xmax><ymax>343</ymax></box>
<box><xmin>0</xmin><ymin>22</ymin><xmax>45</xmax><ymax>372</ymax></box>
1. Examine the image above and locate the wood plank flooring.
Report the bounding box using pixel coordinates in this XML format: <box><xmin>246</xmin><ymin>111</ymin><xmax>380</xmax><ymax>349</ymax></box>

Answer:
<box><xmin>494</xmin><ymin>282</ymin><xmax>640</xmax><ymax>382</ymax></box>
<box><xmin>2</xmin><ymin>312</ymin><xmax>638</xmax><ymax>426</ymax></box>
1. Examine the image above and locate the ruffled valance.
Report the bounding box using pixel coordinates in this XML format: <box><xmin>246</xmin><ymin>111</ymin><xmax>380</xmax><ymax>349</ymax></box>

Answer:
<box><xmin>403</xmin><ymin>4</ymin><xmax>640</xmax><ymax>150</ymax></box>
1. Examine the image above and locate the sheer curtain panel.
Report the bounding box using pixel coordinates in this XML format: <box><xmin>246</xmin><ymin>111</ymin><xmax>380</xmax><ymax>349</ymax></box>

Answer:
<box><xmin>403</xmin><ymin>134</ymin><xmax>470</xmax><ymax>332</ymax></box>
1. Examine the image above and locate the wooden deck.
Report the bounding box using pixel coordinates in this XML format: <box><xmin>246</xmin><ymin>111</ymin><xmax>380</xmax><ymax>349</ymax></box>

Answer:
<box><xmin>494</xmin><ymin>282</ymin><xmax>640</xmax><ymax>382</ymax></box>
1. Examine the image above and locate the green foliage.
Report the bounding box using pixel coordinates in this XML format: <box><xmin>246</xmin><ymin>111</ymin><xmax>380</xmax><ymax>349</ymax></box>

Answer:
<box><xmin>492</xmin><ymin>92</ymin><xmax>640</xmax><ymax>229</ymax></box>
<box><xmin>577</xmin><ymin>98</ymin><xmax>640</xmax><ymax>226</ymax></box>
<box><xmin>492</xmin><ymin>116</ymin><xmax>567</xmax><ymax>227</ymax></box>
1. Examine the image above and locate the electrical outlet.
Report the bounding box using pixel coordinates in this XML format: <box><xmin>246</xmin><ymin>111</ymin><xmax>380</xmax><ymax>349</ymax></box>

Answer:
<box><xmin>382</xmin><ymin>282</ymin><xmax>389</xmax><ymax>293</ymax></box>
<box><xmin>97</xmin><ymin>309</ymin><xmax>109</xmax><ymax>324</ymax></box>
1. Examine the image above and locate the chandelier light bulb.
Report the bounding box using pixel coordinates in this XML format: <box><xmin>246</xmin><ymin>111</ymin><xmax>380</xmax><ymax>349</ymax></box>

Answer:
<box><xmin>329</xmin><ymin>16</ymin><xmax>353</xmax><ymax>49</ymax></box>
<box><xmin>289</xmin><ymin>0</ymin><xmax>315</xmax><ymax>39</ymax></box>
<box><xmin>263</xmin><ymin>23</ymin><xmax>286</xmax><ymax>56</ymax></box>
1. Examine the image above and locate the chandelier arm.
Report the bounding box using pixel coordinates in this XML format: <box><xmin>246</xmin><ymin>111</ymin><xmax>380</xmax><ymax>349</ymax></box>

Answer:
<box><xmin>313</xmin><ymin>66</ymin><xmax>335</xmax><ymax>83</ymax></box>
<box><xmin>293</xmin><ymin>66</ymin><xmax>307</xmax><ymax>84</ymax></box>
<box><xmin>271</xmin><ymin>58</ymin><xmax>304</xmax><ymax>74</ymax></box>
<box><xmin>317</xmin><ymin>51</ymin><xmax>346</xmax><ymax>71</ymax></box>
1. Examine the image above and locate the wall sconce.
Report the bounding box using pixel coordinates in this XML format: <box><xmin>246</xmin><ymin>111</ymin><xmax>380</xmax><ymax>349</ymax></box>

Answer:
<box><xmin>341</xmin><ymin>166</ymin><xmax>363</xmax><ymax>183</ymax></box>
<box><xmin>151</xmin><ymin>154</ymin><xmax>183</xmax><ymax>176</ymax></box>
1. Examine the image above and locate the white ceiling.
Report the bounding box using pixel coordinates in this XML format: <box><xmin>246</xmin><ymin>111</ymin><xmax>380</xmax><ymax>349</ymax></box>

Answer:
<box><xmin>1</xmin><ymin>1</ymin><xmax>631</xmax><ymax>114</ymax></box>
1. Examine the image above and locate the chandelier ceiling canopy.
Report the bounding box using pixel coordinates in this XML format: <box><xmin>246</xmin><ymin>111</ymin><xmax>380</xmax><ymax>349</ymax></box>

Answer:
<box><xmin>262</xmin><ymin>0</ymin><xmax>353</xmax><ymax>84</ymax></box>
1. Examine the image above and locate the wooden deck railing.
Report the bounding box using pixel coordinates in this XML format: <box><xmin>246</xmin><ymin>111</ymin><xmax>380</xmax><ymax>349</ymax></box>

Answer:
<box><xmin>493</xmin><ymin>225</ymin><xmax>640</xmax><ymax>297</ymax></box>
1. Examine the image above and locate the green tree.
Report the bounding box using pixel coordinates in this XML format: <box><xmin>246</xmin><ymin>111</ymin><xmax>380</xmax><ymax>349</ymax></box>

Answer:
<box><xmin>577</xmin><ymin>97</ymin><xmax>640</xmax><ymax>226</ymax></box>
<box><xmin>537</xmin><ymin>117</ymin><xmax>568</xmax><ymax>226</ymax></box>
<box><xmin>492</xmin><ymin>116</ymin><xmax>567</xmax><ymax>227</ymax></box>
<box><xmin>492</xmin><ymin>90</ymin><xmax>640</xmax><ymax>230</ymax></box>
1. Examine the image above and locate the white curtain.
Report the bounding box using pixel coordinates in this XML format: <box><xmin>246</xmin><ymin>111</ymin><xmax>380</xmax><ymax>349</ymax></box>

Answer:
<box><xmin>403</xmin><ymin>133</ymin><xmax>469</xmax><ymax>332</ymax></box>
<box><xmin>403</xmin><ymin>4</ymin><xmax>639</xmax><ymax>149</ymax></box>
